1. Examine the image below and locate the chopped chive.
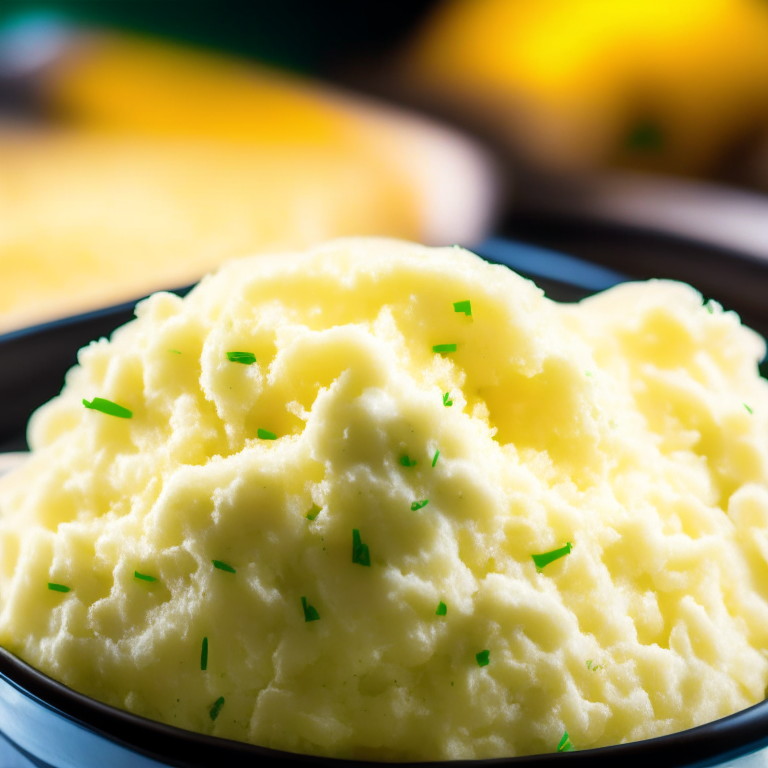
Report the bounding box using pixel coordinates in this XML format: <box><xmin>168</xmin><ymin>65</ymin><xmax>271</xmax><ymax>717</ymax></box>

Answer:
<box><xmin>432</xmin><ymin>450</ymin><xmax>440</xmax><ymax>467</ymax></box>
<box><xmin>352</xmin><ymin>529</ymin><xmax>370</xmax><ymax>567</ymax></box>
<box><xmin>257</xmin><ymin>428</ymin><xmax>277</xmax><ymax>440</ymax></box>
<box><xmin>209</xmin><ymin>696</ymin><xmax>225</xmax><ymax>721</ymax></box>
<box><xmin>301</xmin><ymin>596</ymin><xmax>320</xmax><ymax>622</ymax></box>
<box><xmin>82</xmin><ymin>397</ymin><xmax>133</xmax><ymax>419</ymax></box>
<box><xmin>226</xmin><ymin>351</ymin><xmax>256</xmax><ymax>365</ymax></box>
<box><xmin>744</xmin><ymin>403</ymin><xmax>753</xmax><ymax>414</ymax></box>
<box><xmin>436</xmin><ymin>600</ymin><xmax>447</xmax><ymax>616</ymax></box>
<box><xmin>201</xmin><ymin>637</ymin><xmax>208</xmax><ymax>671</ymax></box>
<box><xmin>557</xmin><ymin>731</ymin><xmax>575</xmax><ymax>752</ymax></box>
<box><xmin>169</xmin><ymin>349</ymin><xmax>181</xmax><ymax>355</ymax></box>
<box><xmin>532</xmin><ymin>542</ymin><xmax>573</xmax><ymax>571</ymax></box>
<box><xmin>586</xmin><ymin>659</ymin><xmax>592</xmax><ymax>669</ymax></box>
<box><xmin>585</xmin><ymin>371</ymin><xmax>593</xmax><ymax>377</ymax></box>
<box><xmin>433</xmin><ymin>344</ymin><xmax>457</xmax><ymax>354</ymax></box>
<box><xmin>411</xmin><ymin>499</ymin><xmax>429</xmax><ymax>511</ymax></box>
<box><xmin>47</xmin><ymin>583</ymin><xmax>70</xmax><ymax>593</ymax></box>
<box><xmin>134</xmin><ymin>571</ymin><xmax>157</xmax><ymax>582</ymax></box>
<box><xmin>306</xmin><ymin>503</ymin><xmax>321</xmax><ymax>520</ymax></box>
<box><xmin>453</xmin><ymin>300</ymin><xmax>472</xmax><ymax>316</ymax></box>
<box><xmin>212</xmin><ymin>560</ymin><xmax>236</xmax><ymax>574</ymax></box>
<box><xmin>399</xmin><ymin>455</ymin><xmax>417</xmax><ymax>467</ymax></box>
<box><xmin>442</xmin><ymin>391</ymin><xmax>453</xmax><ymax>407</ymax></box>
<box><xmin>706</xmin><ymin>301</ymin><xmax>715</xmax><ymax>314</ymax></box>
<box><xmin>476</xmin><ymin>649</ymin><xmax>490</xmax><ymax>667</ymax></box>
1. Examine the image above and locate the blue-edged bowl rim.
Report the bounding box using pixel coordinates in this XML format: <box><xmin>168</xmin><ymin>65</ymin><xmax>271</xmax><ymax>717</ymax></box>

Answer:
<box><xmin>2</xmin><ymin>630</ymin><xmax>768</xmax><ymax>768</ymax></box>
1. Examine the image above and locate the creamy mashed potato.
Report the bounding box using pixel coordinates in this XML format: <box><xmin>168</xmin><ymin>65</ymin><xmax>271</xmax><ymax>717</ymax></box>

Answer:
<box><xmin>0</xmin><ymin>239</ymin><xmax>767</xmax><ymax>760</ymax></box>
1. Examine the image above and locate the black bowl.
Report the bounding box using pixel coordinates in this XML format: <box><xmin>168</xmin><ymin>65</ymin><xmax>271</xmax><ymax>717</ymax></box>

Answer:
<box><xmin>1</xmin><ymin>231</ymin><xmax>767</xmax><ymax>767</ymax></box>
<box><xmin>1</xmin><ymin>640</ymin><xmax>768</xmax><ymax>768</ymax></box>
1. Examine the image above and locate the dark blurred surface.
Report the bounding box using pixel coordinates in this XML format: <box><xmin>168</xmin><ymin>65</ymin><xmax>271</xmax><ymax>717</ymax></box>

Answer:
<box><xmin>0</xmin><ymin>0</ymin><xmax>438</xmax><ymax>72</ymax></box>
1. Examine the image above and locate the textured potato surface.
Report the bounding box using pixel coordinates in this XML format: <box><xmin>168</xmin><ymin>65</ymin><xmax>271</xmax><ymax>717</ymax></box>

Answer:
<box><xmin>0</xmin><ymin>239</ymin><xmax>767</xmax><ymax>760</ymax></box>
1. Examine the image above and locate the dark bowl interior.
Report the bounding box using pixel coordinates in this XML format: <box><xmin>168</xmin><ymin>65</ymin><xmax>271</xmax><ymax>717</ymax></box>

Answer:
<box><xmin>1</xmin><ymin>227</ymin><xmax>767</xmax><ymax>767</ymax></box>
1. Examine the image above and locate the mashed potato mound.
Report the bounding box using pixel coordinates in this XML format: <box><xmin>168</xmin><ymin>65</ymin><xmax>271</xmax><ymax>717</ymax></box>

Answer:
<box><xmin>1</xmin><ymin>239</ymin><xmax>767</xmax><ymax>760</ymax></box>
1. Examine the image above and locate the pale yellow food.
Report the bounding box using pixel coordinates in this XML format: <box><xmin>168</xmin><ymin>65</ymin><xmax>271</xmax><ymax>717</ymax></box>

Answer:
<box><xmin>0</xmin><ymin>130</ymin><xmax>416</xmax><ymax>334</ymax></box>
<box><xmin>0</xmin><ymin>239</ymin><xmax>767</xmax><ymax>760</ymax></box>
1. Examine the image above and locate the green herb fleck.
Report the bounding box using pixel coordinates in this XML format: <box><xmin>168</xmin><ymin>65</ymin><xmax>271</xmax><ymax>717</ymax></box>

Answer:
<box><xmin>436</xmin><ymin>601</ymin><xmax>447</xmax><ymax>616</ymax></box>
<box><xmin>557</xmin><ymin>731</ymin><xmax>575</xmax><ymax>752</ymax></box>
<box><xmin>432</xmin><ymin>450</ymin><xmax>440</xmax><ymax>467</ymax></box>
<box><xmin>442</xmin><ymin>391</ymin><xmax>453</xmax><ymax>407</ymax></box>
<box><xmin>706</xmin><ymin>300</ymin><xmax>715</xmax><ymax>314</ymax></box>
<box><xmin>744</xmin><ymin>403</ymin><xmax>753</xmax><ymax>414</ymax></box>
<box><xmin>399</xmin><ymin>455</ymin><xmax>417</xmax><ymax>467</ymax></box>
<box><xmin>257</xmin><ymin>428</ymin><xmax>277</xmax><ymax>440</ymax></box>
<box><xmin>626</xmin><ymin>120</ymin><xmax>663</xmax><ymax>151</ymax></box>
<box><xmin>226</xmin><ymin>351</ymin><xmax>256</xmax><ymax>365</ymax></box>
<box><xmin>201</xmin><ymin>637</ymin><xmax>208</xmax><ymax>671</ymax></box>
<box><xmin>302</xmin><ymin>596</ymin><xmax>320</xmax><ymax>622</ymax></box>
<box><xmin>453</xmin><ymin>300</ymin><xmax>472</xmax><ymax>316</ymax></box>
<box><xmin>212</xmin><ymin>560</ymin><xmax>236</xmax><ymax>574</ymax></box>
<box><xmin>134</xmin><ymin>571</ymin><xmax>157</xmax><ymax>583</ymax></box>
<box><xmin>209</xmin><ymin>696</ymin><xmax>225</xmax><ymax>721</ymax></box>
<box><xmin>169</xmin><ymin>349</ymin><xmax>181</xmax><ymax>354</ymax></box>
<box><xmin>532</xmin><ymin>542</ymin><xmax>573</xmax><ymax>571</ymax></box>
<box><xmin>47</xmin><ymin>583</ymin><xmax>70</xmax><ymax>593</ymax></box>
<box><xmin>476</xmin><ymin>649</ymin><xmax>490</xmax><ymax>667</ymax></box>
<box><xmin>411</xmin><ymin>499</ymin><xmax>429</xmax><ymax>511</ymax></box>
<box><xmin>433</xmin><ymin>344</ymin><xmax>457</xmax><ymax>354</ymax></box>
<box><xmin>306</xmin><ymin>503</ymin><xmax>321</xmax><ymax>520</ymax></box>
<box><xmin>586</xmin><ymin>659</ymin><xmax>602</xmax><ymax>671</ymax></box>
<box><xmin>585</xmin><ymin>371</ymin><xmax>593</xmax><ymax>377</ymax></box>
<box><xmin>82</xmin><ymin>397</ymin><xmax>132</xmax><ymax>419</ymax></box>
<box><xmin>352</xmin><ymin>529</ymin><xmax>370</xmax><ymax>567</ymax></box>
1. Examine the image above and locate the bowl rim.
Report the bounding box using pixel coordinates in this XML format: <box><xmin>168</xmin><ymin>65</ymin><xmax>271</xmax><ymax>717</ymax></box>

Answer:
<box><xmin>2</xmin><ymin>645</ymin><xmax>768</xmax><ymax>768</ymax></box>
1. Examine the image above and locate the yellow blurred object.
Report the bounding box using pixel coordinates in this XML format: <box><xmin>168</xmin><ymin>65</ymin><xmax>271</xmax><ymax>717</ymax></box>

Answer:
<box><xmin>405</xmin><ymin>0</ymin><xmax>768</xmax><ymax>174</ymax></box>
<box><xmin>0</xmin><ymin>34</ymin><xmax>495</xmax><ymax>333</ymax></box>
<box><xmin>0</xmin><ymin>130</ymin><xmax>414</xmax><ymax>333</ymax></box>
<box><xmin>46</xmin><ymin>33</ymin><xmax>360</xmax><ymax>146</ymax></box>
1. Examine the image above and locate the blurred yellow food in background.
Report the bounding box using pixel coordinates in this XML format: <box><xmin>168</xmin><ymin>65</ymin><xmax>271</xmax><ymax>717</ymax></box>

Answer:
<box><xmin>46</xmin><ymin>33</ymin><xmax>370</xmax><ymax>145</ymax></box>
<box><xmin>0</xmin><ymin>34</ymin><xmax>494</xmax><ymax>333</ymax></box>
<box><xmin>0</xmin><ymin>130</ymin><xmax>417</xmax><ymax>333</ymax></box>
<box><xmin>405</xmin><ymin>0</ymin><xmax>768</xmax><ymax>174</ymax></box>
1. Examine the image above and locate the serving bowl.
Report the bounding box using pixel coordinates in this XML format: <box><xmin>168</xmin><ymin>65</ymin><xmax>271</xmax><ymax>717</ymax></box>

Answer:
<box><xmin>1</xmin><ymin>232</ymin><xmax>768</xmax><ymax>767</ymax></box>
<box><xmin>1</xmin><ymin>640</ymin><xmax>768</xmax><ymax>768</ymax></box>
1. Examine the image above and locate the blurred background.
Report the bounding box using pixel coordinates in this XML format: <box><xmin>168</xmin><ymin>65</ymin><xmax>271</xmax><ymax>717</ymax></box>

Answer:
<box><xmin>0</xmin><ymin>0</ymin><xmax>767</xmax><ymax>335</ymax></box>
